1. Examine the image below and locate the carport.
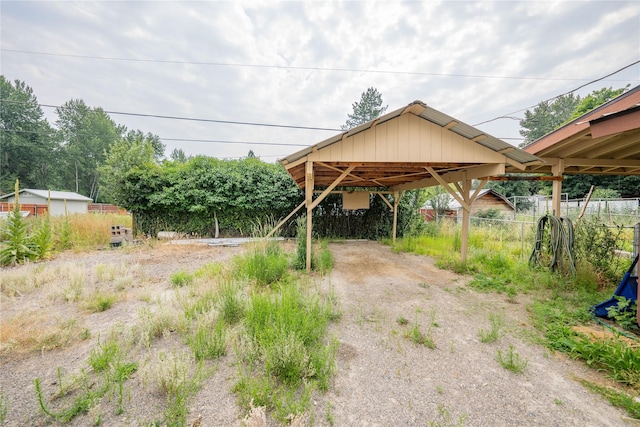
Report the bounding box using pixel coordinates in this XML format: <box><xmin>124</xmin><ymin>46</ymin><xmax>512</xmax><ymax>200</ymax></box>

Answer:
<box><xmin>272</xmin><ymin>100</ymin><xmax>542</xmax><ymax>270</ymax></box>
<box><xmin>517</xmin><ymin>85</ymin><xmax>640</xmax><ymax>325</ymax></box>
<box><xmin>517</xmin><ymin>85</ymin><xmax>640</xmax><ymax>216</ymax></box>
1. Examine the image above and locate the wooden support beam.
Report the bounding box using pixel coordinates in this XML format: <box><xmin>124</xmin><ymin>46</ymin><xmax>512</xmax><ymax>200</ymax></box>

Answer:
<box><xmin>310</xmin><ymin>165</ymin><xmax>356</xmax><ymax>210</ymax></box>
<box><xmin>484</xmin><ymin>175</ymin><xmax>563</xmax><ymax>181</ymax></box>
<box><xmin>375</xmin><ymin>192</ymin><xmax>393</xmax><ymax>211</ymax></box>
<box><xmin>470</xmin><ymin>179</ymin><xmax>488</xmax><ymax>203</ymax></box>
<box><xmin>266</xmin><ymin>200</ymin><xmax>306</xmax><ymax>238</ymax></box>
<box><xmin>305</xmin><ymin>161</ymin><xmax>314</xmax><ymax>271</ymax></box>
<box><xmin>393</xmin><ymin>163</ymin><xmax>505</xmax><ymax>191</ymax></box>
<box><xmin>425</xmin><ymin>167</ymin><xmax>469</xmax><ymax>211</ymax></box>
<box><xmin>392</xmin><ymin>191</ymin><xmax>401</xmax><ymax>244</ymax></box>
<box><xmin>551</xmin><ymin>159</ymin><xmax>564</xmax><ymax>217</ymax></box>
<box><xmin>317</xmin><ymin>161</ymin><xmax>365</xmax><ymax>183</ymax></box>
<box><xmin>460</xmin><ymin>179</ymin><xmax>472</xmax><ymax>263</ymax></box>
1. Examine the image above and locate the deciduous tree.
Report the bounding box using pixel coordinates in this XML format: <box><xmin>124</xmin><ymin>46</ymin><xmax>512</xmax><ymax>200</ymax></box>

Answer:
<box><xmin>0</xmin><ymin>76</ymin><xmax>58</xmax><ymax>192</ymax></box>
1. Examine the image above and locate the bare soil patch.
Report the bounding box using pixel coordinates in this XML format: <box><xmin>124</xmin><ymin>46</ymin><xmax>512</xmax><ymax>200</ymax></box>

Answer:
<box><xmin>0</xmin><ymin>240</ymin><xmax>634</xmax><ymax>426</ymax></box>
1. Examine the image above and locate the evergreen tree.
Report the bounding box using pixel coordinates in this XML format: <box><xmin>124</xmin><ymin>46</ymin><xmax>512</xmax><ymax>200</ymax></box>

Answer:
<box><xmin>341</xmin><ymin>87</ymin><xmax>388</xmax><ymax>130</ymax></box>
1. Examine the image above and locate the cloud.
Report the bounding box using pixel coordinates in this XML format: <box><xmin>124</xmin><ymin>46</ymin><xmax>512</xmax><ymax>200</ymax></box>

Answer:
<box><xmin>1</xmin><ymin>0</ymin><xmax>638</xmax><ymax>160</ymax></box>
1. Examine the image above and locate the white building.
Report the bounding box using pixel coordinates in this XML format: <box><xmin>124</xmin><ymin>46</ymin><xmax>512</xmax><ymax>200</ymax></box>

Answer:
<box><xmin>0</xmin><ymin>189</ymin><xmax>93</xmax><ymax>216</ymax></box>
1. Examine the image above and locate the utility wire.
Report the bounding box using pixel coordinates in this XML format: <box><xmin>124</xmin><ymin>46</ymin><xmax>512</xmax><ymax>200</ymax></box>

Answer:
<box><xmin>1</xmin><ymin>48</ymin><xmax>617</xmax><ymax>82</ymax></box>
<box><xmin>0</xmin><ymin>128</ymin><xmax>309</xmax><ymax>148</ymax></box>
<box><xmin>473</xmin><ymin>59</ymin><xmax>640</xmax><ymax>126</ymax></box>
<box><xmin>0</xmin><ymin>99</ymin><xmax>341</xmax><ymax>132</ymax></box>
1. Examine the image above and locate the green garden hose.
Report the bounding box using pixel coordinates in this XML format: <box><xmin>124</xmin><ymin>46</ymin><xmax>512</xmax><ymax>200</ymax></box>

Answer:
<box><xmin>529</xmin><ymin>214</ymin><xmax>576</xmax><ymax>275</ymax></box>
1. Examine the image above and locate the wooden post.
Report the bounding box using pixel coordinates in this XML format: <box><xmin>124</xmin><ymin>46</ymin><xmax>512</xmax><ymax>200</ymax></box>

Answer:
<box><xmin>551</xmin><ymin>159</ymin><xmax>564</xmax><ymax>217</ymax></box>
<box><xmin>305</xmin><ymin>161</ymin><xmax>314</xmax><ymax>271</ymax></box>
<box><xmin>392</xmin><ymin>191</ymin><xmax>399</xmax><ymax>244</ymax></box>
<box><xmin>460</xmin><ymin>179</ymin><xmax>472</xmax><ymax>262</ymax></box>
<box><xmin>14</xmin><ymin>179</ymin><xmax>19</xmax><ymax>207</ymax></box>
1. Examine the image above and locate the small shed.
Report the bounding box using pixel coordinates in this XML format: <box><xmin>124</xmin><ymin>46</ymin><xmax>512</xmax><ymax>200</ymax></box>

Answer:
<box><xmin>421</xmin><ymin>189</ymin><xmax>514</xmax><ymax>221</ymax></box>
<box><xmin>0</xmin><ymin>189</ymin><xmax>93</xmax><ymax>216</ymax></box>
<box><xmin>450</xmin><ymin>189</ymin><xmax>515</xmax><ymax>218</ymax></box>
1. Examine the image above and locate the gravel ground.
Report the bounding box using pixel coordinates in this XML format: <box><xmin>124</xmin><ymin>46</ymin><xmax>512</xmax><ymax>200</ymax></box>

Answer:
<box><xmin>0</xmin><ymin>240</ymin><xmax>634</xmax><ymax>426</ymax></box>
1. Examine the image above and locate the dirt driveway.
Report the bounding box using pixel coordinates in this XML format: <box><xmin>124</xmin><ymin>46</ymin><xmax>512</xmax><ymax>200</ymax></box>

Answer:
<box><xmin>0</xmin><ymin>240</ymin><xmax>632</xmax><ymax>426</ymax></box>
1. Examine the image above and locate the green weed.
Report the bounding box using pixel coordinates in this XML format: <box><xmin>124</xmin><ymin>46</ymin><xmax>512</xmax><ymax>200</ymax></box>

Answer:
<box><xmin>580</xmin><ymin>379</ymin><xmax>640</xmax><ymax>419</ymax></box>
<box><xmin>170</xmin><ymin>271</ymin><xmax>194</xmax><ymax>287</ymax></box>
<box><xmin>428</xmin><ymin>403</ymin><xmax>467</xmax><ymax>427</ymax></box>
<box><xmin>0</xmin><ymin>205</ymin><xmax>37</xmax><ymax>266</ymax></box>
<box><xmin>0</xmin><ymin>390</ymin><xmax>7</xmax><ymax>424</ymax></box>
<box><xmin>234</xmin><ymin>280</ymin><xmax>337</xmax><ymax>419</ymax></box>
<box><xmin>606</xmin><ymin>296</ymin><xmax>639</xmax><ymax>331</ymax></box>
<box><xmin>497</xmin><ymin>346</ymin><xmax>528</xmax><ymax>374</ymax></box>
<box><xmin>187</xmin><ymin>316</ymin><xmax>227</xmax><ymax>361</ymax></box>
<box><xmin>84</xmin><ymin>292</ymin><xmax>117</xmax><ymax>312</ymax></box>
<box><xmin>143</xmin><ymin>350</ymin><xmax>204</xmax><ymax>426</ymax></box>
<box><xmin>478</xmin><ymin>314</ymin><xmax>505</xmax><ymax>344</ymax></box>
<box><xmin>560</xmin><ymin>333</ymin><xmax>640</xmax><ymax>389</ymax></box>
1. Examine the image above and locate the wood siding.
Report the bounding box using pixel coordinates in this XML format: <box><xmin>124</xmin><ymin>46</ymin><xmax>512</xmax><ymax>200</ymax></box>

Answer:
<box><xmin>309</xmin><ymin>114</ymin><xmax>506</xmax><ymax>164</ymax></box>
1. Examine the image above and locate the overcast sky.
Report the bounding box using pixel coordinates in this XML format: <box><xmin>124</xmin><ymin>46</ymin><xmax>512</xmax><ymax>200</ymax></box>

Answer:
<box><xmin>2</xmin><ymin>1</ymin><xmax>639</xmax><ymax>162</ymax></box>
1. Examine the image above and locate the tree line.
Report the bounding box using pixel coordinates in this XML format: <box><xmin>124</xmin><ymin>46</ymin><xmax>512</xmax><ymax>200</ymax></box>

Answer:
<box><xmin>2</xmin><ymin>78</ymin><xmax>636</xmax><ymax>237</ymax></box>
<box><xmin>0</xmin><ymin>76</ymin><xmax>165</xmax><ymax>200</ymax></box>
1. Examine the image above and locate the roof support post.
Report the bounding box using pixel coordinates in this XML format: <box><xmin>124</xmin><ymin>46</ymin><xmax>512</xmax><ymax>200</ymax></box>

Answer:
<box><xmin>305</xmin><ymin>161</ymin><xmax>314</xmax><ymax>271</ymax></box>
<box><xmin>551</xmin><ymin>159</ymin><xmax>565</xmax><ymax>217</ymax></box>
<box><xmin>460</xmin><ymin>179</ymin><xmax>472</xmax><ymax>263</ymax></box>
<box><xmin>392</xmin><ymin>191</ymin><xmax>402</xmax><ymax>244</ymax></box>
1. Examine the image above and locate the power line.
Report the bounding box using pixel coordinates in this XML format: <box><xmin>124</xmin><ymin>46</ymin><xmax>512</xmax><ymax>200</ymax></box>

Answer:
<box><xmin>160</xmin><ymin>138</ymin><xmax>307</xmax><ymax>147</ymax></box>
<box><xmin>0</xmin><ymin>99</ymin><xmax>341</xmax><ymax>132</ymax></box>
<box><xmin>0</xmin><ymin>128</ymin><xmax>310</xmax><ymax>148</ymax></box>
<box><xmin>472</xmin><ymin>59</ymin><xmax>640</xmax><ymax>126</ymax></box>
<box><xmin>2</xmin><ymin>48</ymin><xmax>630</xmax><ymax>83</ymax></box>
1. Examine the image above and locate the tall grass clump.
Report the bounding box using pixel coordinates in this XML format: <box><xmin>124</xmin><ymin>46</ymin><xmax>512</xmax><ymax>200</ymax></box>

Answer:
<box><xmin>234</xmin><ymin>281</ymin><xmax>337</xmax><ymax>421</ymax></box>
<box><xmin>234</xmin><ymin>241</ymin><xmax>288</xmax><ymax>286</ymax></box>
<box><xmin>143</xmin><ymin>350</ymin><xmax>204</xmax><ymax>426</ymax></box>
<box><xmin>294</xmin><ymin>215</ymin><xmax>311</xmax><ymax>270</ymax></box>
<box><xmin>217</xmin><ymin>280</ymin><xmax>246</xmax><ymax>324</ymax></box>
<box><xmin>316</xmin><ymin>241</ymin><xmax>334</xmax><ymax>274</ymax></box>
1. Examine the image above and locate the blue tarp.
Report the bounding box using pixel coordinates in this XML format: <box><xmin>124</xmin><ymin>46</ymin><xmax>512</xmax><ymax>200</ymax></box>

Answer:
<box><xmin>592</xmin><ymin>254</ymin><xmax>638</xmax><ymax>317</ymax></box>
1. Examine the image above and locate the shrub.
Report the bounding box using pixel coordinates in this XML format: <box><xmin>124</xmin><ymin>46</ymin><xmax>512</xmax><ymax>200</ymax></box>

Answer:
<box><xmin>0</xmin><ymin>206</ymin><xmax>37</xmax><ymax>265</ymax></box>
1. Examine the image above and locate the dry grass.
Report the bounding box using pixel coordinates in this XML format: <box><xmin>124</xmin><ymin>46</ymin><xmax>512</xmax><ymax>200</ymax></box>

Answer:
<box><xmin>51</xmin><ymin>213</ymin><xmax>132</xmax><ymax>250</ymax></box>
<box><xmin>0</xmin><ymin>311</ymin><xmax>86</xmax><ymax>355</ymax></box>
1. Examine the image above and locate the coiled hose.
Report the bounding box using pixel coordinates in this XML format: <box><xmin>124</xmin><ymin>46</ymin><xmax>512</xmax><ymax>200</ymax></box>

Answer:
<box><xmin>529</xmin><ymin>215</ymin><xmax>576</xmax><ymax>275</ymax></box>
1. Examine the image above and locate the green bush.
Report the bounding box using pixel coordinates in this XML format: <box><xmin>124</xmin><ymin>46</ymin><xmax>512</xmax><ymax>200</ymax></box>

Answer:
<box><xmin>0</xmin><ymin>206</ymin><xmax>37</xmax><ymax>265</ymax></box>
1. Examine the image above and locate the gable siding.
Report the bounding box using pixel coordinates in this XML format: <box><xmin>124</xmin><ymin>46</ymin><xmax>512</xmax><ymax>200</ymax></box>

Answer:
<box><xmin>306</xmin><ymin>113</ymin><xmax>506</xmax><ymax>164</ymax></box>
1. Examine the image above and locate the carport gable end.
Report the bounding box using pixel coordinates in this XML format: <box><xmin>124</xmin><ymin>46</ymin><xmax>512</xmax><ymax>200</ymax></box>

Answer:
<box><xmin>277</xmin><ymin>100</ymin><xmax>542</xmax><ymax>270</ymax></box>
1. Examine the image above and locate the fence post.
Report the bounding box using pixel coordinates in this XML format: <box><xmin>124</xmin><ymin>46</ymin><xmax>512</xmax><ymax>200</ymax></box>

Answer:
<box><xmin>634</xmin><ymin>222</ymin><xmax>639</xmax><ymax>276</ymax></box>
<box><xmin>521</xmin><ymin>222</ymin><xmax>525</xmax><ymax>259</ymax></box>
